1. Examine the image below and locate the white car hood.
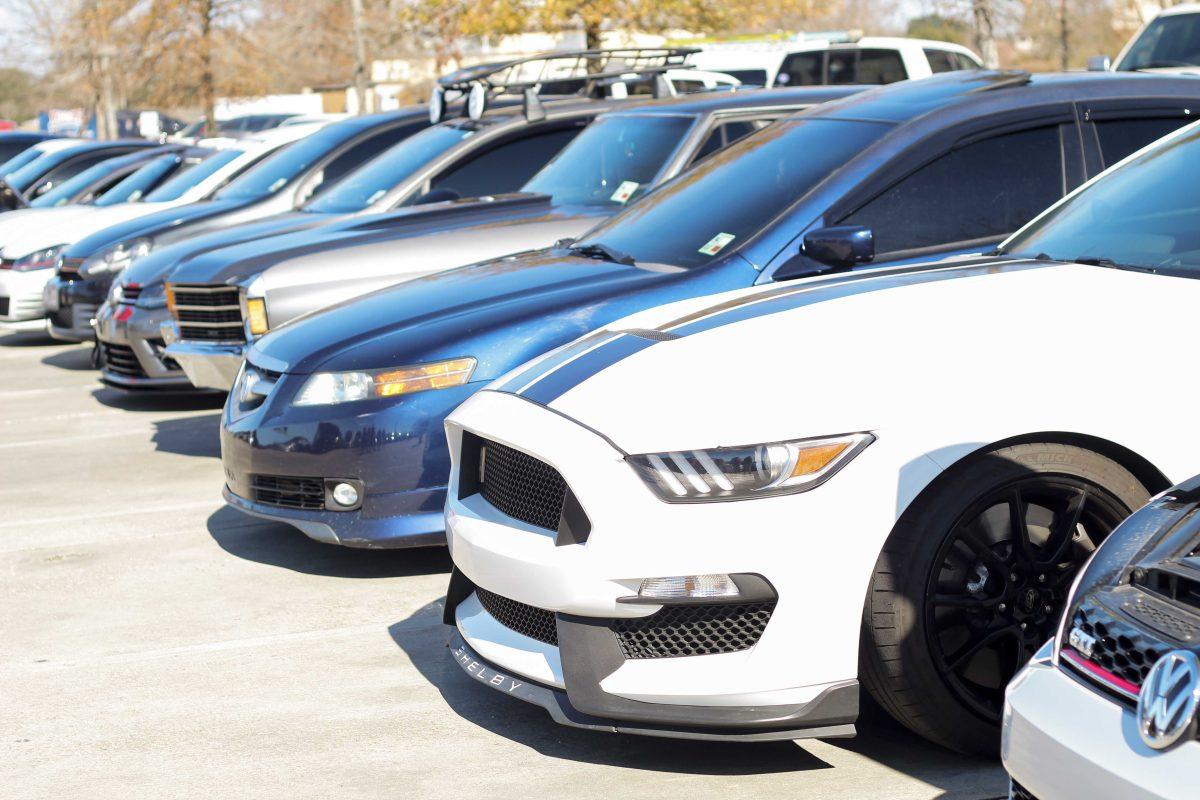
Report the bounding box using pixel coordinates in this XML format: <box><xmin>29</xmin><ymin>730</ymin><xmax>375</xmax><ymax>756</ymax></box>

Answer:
<box><xmin>0</xmin><ymin>203</ymin><xmax>176</xmax><ymax>258</ymax></box>
<box><xmin>503</xmin><ymin>259</ymin><xmax>1198</xmax><ymax>454</ymax></box>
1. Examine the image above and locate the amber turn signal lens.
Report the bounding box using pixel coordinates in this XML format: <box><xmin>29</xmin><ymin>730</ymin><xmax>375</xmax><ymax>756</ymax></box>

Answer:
<box><xmin>790</xmin><ymin>441</ymin><xmax>851</xmax><ymax>477</ymax></box>
<box><xmin>372</xmin><ymin>357</ymin><xmax>476</xmax><ymax>397</ymax></box>
<box><xmin>165</xmin><ymin>284</ymin><xmax>176</xmax><ymax>315</ymax></box>
<box><xmin>246</xmin><ymin>298</ymin><xmax>269</xmax><ymax>336</ymax></box>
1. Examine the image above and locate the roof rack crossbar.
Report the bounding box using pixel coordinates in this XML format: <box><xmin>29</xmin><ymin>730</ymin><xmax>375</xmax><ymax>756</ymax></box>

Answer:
<box><xmin>437</xmin><ymin>47</ymin><xmax>698</xmax><ymax>94</ymax></box>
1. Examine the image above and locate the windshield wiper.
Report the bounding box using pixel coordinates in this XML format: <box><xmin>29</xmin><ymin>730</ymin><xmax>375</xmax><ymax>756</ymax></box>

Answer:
<box><xmin>569</xmin><ymin>242</ymin><xmax>636</xmax><ymax>266</ymax></box>
<box><xmin>1075</xmin><ymin>256</ymin><xmax>1153</xmax><ymax>273</ymax></box>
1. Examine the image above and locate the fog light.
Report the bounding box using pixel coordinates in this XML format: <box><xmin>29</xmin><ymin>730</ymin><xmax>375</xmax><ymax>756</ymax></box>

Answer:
<box><xmin>331</xmin><ymin>482</ymin><xmax>360</xmax><ymax>507</ymax></box>
<box><xmin>638</xmin><ymin>574</ymin><xmax>739</xmax><ymax>600</ymax></box>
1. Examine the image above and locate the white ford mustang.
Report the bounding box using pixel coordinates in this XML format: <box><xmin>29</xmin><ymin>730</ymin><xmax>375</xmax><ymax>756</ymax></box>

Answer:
<box><xmin>440</xmin><ymin>119</ymin><xmax>1200</xmax><ymax>753</ymax></box>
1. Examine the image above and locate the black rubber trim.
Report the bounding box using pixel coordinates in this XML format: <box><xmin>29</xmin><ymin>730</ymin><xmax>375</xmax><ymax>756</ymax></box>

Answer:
<box><xmin>447</xmin><ymin>631</ymin><xmax>856</xmax><ymax>742</ymax></box>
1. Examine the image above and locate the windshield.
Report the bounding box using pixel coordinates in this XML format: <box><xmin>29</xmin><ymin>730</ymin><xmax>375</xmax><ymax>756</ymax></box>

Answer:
<box><xmin>574</xmin><ymin>118</ymin><xmax>890</xmax><ymax>269</ymax></box>
<box><xmin>213</xmin><ymin>126</ymin><xmax>347</xmax><ymax>201</ymax></box>
<box><xmin>4</xmin><ymin>148</ymin><xmax>78</xmax><ymax>192</ymax></box>
<box><xmin>1002</xmin><ymin>123</ymin><xmax>1200</xmax><ymax>274</ymax></box>
<box><xmin>522</xmin><ymin>115</ymin><xmax>693</xmax><ymax>207</ymax></box>
<box><xmin>142</xmin><ymin>149</ymin><xmax>240</xmax><ymax>202</ymax></box>
<box><xmin>29</xmin><ymin>155</ymin><xmax>138</xmax><ymax>207</ymax></box>
<box><xmin>303</xmin><ymin>124</ymin><xmax>473</xmax><ymax>214</ymax></box>
<box><xmin>92</xmin><ymin>154</ymin><xmax>184</xmax><ymax>205</ymax></box>
<box><xmin>1117</xmin><ymin>13</ymin><xmax>1200</xmax><ymax>70</ymax></box>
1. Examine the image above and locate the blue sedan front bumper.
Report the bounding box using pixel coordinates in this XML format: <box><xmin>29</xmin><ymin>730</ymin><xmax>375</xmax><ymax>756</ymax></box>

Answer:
<box><xmin>220</xmin><ymin>374</ymin><xmax>479</xmax><ymax>548</ymax></box>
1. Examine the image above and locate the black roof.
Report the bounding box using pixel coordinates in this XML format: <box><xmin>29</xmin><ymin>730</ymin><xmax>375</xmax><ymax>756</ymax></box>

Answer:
<box><xmin>808</xmin><ymin>69</ymin><xmax>1200</xmax><ymax>125</ymax></box>
<box><xmin>612</xmin><ymin>86</ymin><xmax>863</xmax><ymax>116</ymax></box>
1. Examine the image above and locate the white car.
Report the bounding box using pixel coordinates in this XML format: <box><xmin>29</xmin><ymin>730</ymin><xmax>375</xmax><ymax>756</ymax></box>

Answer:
<box><xmin>1102</xmin><ymin>3</ymin><xmax>1200</xmax><ymax>75</ymax></box>
<box><xmin>441</xmin><ymin>119</ymin><xmax>1200</xmax><ymax>751</ymax></box>
<box><xmin>1003</xmin><ymin>475</ymin><xmax>1200</xmax><ymax>800</ymax></box>
<box><xmin>691</xmin><ymin>34</ymin><xmax>982</xmax><ymax>87</ymax></box>
<box><xmin>0</xmin><ymin>124</ymin><xmax>326</xmax><ymax>331</ymax></box>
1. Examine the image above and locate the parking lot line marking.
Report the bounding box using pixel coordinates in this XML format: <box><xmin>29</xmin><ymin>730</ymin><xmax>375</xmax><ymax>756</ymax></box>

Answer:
<box><xmin>0</xmin><ymin>384</ymin><xmax>97</xmax><ymax>399</ymax></box>
<box><xmin>0</xmin><ymin>500</ymin><xmax>218</xmax><ymax>531</ymax></box>
<box><xmin>0</xmin><ymin>428</ymin><xmax>153</xmax><ymax>449</ymax></box>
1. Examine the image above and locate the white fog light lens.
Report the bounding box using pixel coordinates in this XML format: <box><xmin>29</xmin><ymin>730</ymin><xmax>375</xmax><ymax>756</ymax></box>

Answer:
<box><xmin>331</xmin><ymin>482</ymin><xmax>360</xmax><ymax>507</ymax></box>
<box><xmin>638</xmin><ymin>574</ymin><xmax>739</xmax><ymax>600</ymax></box>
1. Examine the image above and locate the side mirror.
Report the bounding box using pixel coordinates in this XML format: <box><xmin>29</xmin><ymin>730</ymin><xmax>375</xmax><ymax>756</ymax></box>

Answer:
<box><xmin>414</xmin><ymin>187</ymin><xmax>461</xmax><ymax>206</ymax></box>
<box><xmin>802</xmin><ymin>225</ymin><xmax>874</xmax><ymax>270</ymax></box>
<box><xmin>1087</xmin><ymin>55</ymin><xmax>1112</xmax><ymax>72</ymax></box>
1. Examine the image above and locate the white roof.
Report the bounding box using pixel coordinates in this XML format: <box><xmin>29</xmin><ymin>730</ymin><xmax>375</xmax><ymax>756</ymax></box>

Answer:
<box><xmin>1153</xmin><ymin>3</ymin><xmax>1200</xmax><ymax>17</ymax></box>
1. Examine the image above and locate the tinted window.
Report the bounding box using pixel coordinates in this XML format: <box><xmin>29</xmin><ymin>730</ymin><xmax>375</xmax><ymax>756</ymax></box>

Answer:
<box><xmin>954</xmin><ymin>52</ymin><xmax>982</xmax><ymax>69</ymax></box>
<box><xmin>301</xmin><ymin>123</ymin><xmax>421</xmax><ymax>201</ymax></box>
<box><xmin>723</xmin><ymin>69</ymin><xmax>768</xmax><ymax>85</ymax></box>
<box><xmin>29</xmin><ymin>156</ymin><xmax>138</xmax><ymax>207</ymax></box>
<box><xmin>575</xmin><ymin>118</ymin><xmax>891</xmax><ymax>270</ymax></box>
<box><xmin>0</xmin><ymin>142</ymin><xmax>31</xmax><ymax>165</ymax></box>
<box><xmin>1094</xmin><ymin>117</ymin><xmax>1192</xmax><ymax>167</ymax></box>
<box><xmin>857</xmin><ymin>49</ymin><xmax>907</xmax><ymax>83</ymax></box>
<box><xmin>1002</xmin><ymin>125</ymin><xmax>1200</xmax><ymax>274</ymax></box>
<box><xmin>691</xmin><ymin>119</ymin><xmax>768</xmax><ymax>164</ymax></box>
<box><xmin>422</xmin><ymin>127</ymin><xmax>582</xmax><ymax>203</ymax></box>
<box><xmin>827</xmin><ymin>51</ymin><xmax>857</xmax><ymax>84</ymax></box>
<box><xmin>925</xmin><ymin>49</ymin><xmax>957</xmax><ymax>73</ymax></box>
<box><xmin>28</xmin><ymin>152</ymin><xmax>118</xmax><ymax>198</ymax></box>
<box><xmin>215</xmin><ymin>124</ymin><xmax>363</xmax><ymax>200</ymax></box>
<box><xmin>524</xmin><ymin>115</ymin><xmax>690</xmax><ymax>207</ymax></box>
<box><xmin>303</xmin><ymin>123</ymin><xmax>473</xmax><ymax>213</ymax></box>
<box><xmin>0</xmin><ymin>147</ymin><xmax>45</xmax><ymax>178</ymax></box>
<box><xmin>1116</xmin><ymin>13</ymin><xmax>1200</xmax><ymax>70</ymax></box>
<box><xmin>95</xmin><ymin>154</ymin><xmax>188</xmax><ymax>205</ymax></box>
<box><xmin>776</xmin><ymin>52</ymin><xmax>823</xmax><ymax>86</ymax></box>
<box><xmin>842</xmin><ymin>126</ymin><xmax>1063</xmax><ymax>253</ymax></box>
<box><xmin>143</xmin><ymin>149</ymin><xmax>241</xmax><ymax>202</ymax></box>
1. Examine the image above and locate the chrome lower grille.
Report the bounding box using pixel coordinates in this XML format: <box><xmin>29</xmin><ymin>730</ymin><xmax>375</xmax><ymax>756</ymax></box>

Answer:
<box><xmin>172</xmin><ymin>284</ymin><xmax>245</xmax><ymax>343</ymax></box>
<box><xmin>101</xmin><ymin>343</ymin><xmax>146</xmax><ymax>378</ymax></box>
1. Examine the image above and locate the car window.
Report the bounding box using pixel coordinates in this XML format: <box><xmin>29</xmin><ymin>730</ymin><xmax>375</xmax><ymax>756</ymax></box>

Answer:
<box><xmin>827</xmin><ymin>51</ymin><xmax>857</xmax><ymax>84</ymax></box>
<box><xmin>925</xmin><ymin>49</ymin><xmax>957</xmax><ymax>73</ymax></box>
<box><xmin>574</xmin><ymin>118</ymin><xmax>892</xmax><ymax>270</ymax></box>
<box><xmin>523</xmin><ymin>115</ymin><xmax>691</xmax><ymax>207</ymax></box>
<box><xmin>776</xmin><ymin>52</ymin><xmax>823</xmax><ymax>86</ymax></box>
<box><xmin>215</xmin><ymin>124</ymin><xmax>367</xmax><ymax>201</ymax></box>
<box><xmin>841</xmin><ymin>125</ymin><xmax>1063</xmax><ymax>254</ymax></box>
<box><xmin>0</xmin><ymin>147</ymin><xmax>45</xmax><ymax>178</ymax></box>
<box><xmin>29</xmin><ymin>156</ymin><xmax>138</xmax><ymax>207</ymax></box>
<box><xmin>419</xmin><ymin>126</ymin><xmax>583</xmax><ymax>203</ymax></box>
<box><xmin>857</xmin><ymin>49</ymin><xmax>908</xmax><ymax>83</ymax></box>
<box><xmin>723</xmin><ymin>68</ymin><xmax>768</xmax><ymax>85</ymax></box>
<box><xmin>96</xmin><ymin>153</ymin><xmax>189</xmax><ymax>205</ymax></box>
<box><xmin>28</xmin><ymin>152</ymin><xmax>120</xmax><ymax>198</ymax></box>
<box><xmin>1094</xmin><ymin>117</ymin><xmax>1193</xmax><ymax>167</ymax></box>
<box><xmin>691</xmin><ymin>119</ymin><xmax>771</xmax><ymax>164</ymax></box>
<box><xmin>142</xmin><ymin>149</ymin><xmax>240</xmax><ymax>202</ymax></box>
<box><xmin>1116</xmin><ymin>12</ymin><xmax>1200</xmax><ymax>70</ymax></box>
<box><xmin>954</xmin><ymin>52</ymin><xmax>983</xmax><ymax>69</ymax></box>
<box><xmin>0</xmin><ymin>142</ymin><xmax>32</xmax><ymax>165</ymax></box>
<box><xmin>301</xmin><ymin>123</ymin><xmax>423</xmax><ymax>202</ymax></box>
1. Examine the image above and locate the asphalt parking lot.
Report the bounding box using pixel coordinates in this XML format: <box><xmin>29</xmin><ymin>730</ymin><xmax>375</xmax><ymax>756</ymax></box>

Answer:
<box><xmin>1</xmin><ymin>331</ymin><xmax>1009</xmax><ymax>800</ymax></box>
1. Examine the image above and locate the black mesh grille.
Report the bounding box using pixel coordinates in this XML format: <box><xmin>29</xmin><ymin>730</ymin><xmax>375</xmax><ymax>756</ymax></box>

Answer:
<box><xmin>0</xmin><ymin>296</ymin><xmax>8</xmax><ymax>316</ymax></box>
<box><xmin>1069</xmin><ymin>599</ymin><xmax>1173</xmax><ymax>690</ymax></box>
<box><xmin>101</xmin><ymin>343</ymin><xmax>146</xmax><ymax>378</ymax></box>
<box><xmin>612</xmin><ymin>601</ymin><xmax>776</xmax><ymax>659</ymax></box>
<box><xmin>173</xmin><ymin>284</ymin><xmax>245</xmax><ymax>343</ymax></box>
<box><xmin>251</xmin><ymin>475</ymin><xmax>325</xmax><ymax>511</ymax></box>
<box><xmin>475</xmin><ymin>588</ymin><xmax>558</xmax><ymax>645</ymax></box>
<box><xmin>479</xmin><ymin>439</ymin><xmax>566</xmax><ymax>532</ymax></box>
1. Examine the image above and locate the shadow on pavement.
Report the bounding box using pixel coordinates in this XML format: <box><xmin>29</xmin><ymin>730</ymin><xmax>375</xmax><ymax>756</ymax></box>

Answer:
<box><xmin>389</xmin><ymin>598</ymin><xmax>1009</xmax><ymax>792</ymax></box>
<box><xmin>92</xmin><ymin>386</ymin><xmax>226</xmax><ymax>413</ymax></box>
<box><xmin>147</xmin><ymin>412</ymin><xmax>223</xmax><ymax>458</ymax></box>
<box><xmin>0</xmin><ymin>330</ymin><xmax>60</xmax><ymax>347</ymax></box>
<box><xmin>387</xmin><ymin>599</ymin><xmax>829</xmax><ymax>776</ymax></box>
<box><xmin>41</xmin><ymin>346</ymin><xmax>96</xmax><ymax>371</ymax></box>
<box><xmin>207</xmin><ymin>505</ymin><xmax>453</xmax><ymax>579</ymax></box>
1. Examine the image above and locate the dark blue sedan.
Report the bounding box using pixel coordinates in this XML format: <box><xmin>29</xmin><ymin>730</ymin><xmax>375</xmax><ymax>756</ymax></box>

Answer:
<box><xmin>222</xmin><ymin>70</ymin><xmax>1200</xmax><ymax>547</ymax></box>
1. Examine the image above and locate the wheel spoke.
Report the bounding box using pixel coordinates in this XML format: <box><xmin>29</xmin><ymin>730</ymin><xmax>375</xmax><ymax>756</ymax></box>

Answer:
<box><xmin>945</xmin><ymin>623</ymin><xmax>1020</xmax><ymax>672</ymax></box>
<box><xmin>1009</xmin><ymin>488</ymin><xmax>1037</xmax><ymax>566</ymax></box>
<box><xmin>957</xmin><ymin>527</ymin><xmax>1009</xmax><ymax>576</ymax></box>
<box><xmin>1040</xmin><ymin>488</ymin><xmax>1087</xmax><ymax>566</ymax></box>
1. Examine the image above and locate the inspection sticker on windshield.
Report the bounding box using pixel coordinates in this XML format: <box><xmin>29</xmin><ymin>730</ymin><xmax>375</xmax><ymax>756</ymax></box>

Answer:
<box><xmin>699</xmin><ymin>232</ymin><xmax>736</xmax><ymax>256</ymax></box>
<box><xmin>610</xmin><ymin>180</ymin><xmax>639</xmax><ymax>204</ymax></box>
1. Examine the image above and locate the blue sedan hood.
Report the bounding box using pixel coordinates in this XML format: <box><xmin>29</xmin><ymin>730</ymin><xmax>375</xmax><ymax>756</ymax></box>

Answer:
<box><xmin>64</xmin><ymin>198</ymin><xmax>251</xmax><ymax>260</ymax></box>
<box><xmin>252</xmin><ymin>249</ymin><xmax>755</xmax><ymax>381</ymax></box>
<box><xmin>121</xmin><ymin>210</ymin><xmax>322</xmax><ymax>288</ymax></box>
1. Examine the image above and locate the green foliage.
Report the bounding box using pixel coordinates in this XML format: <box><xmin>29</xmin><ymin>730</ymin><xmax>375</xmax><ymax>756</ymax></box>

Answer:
<box><xmin>0</xmin><ymin>68</ymin><xmax>41</xmax><ymax>122</ymax></box>
<box><xmin>906</xmin><ymin>13</ymin><xmax>972</xmax><ymax>45</ymax></box>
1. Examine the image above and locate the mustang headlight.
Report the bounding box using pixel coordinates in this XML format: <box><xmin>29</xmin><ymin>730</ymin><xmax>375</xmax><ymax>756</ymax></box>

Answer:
<box><xmin>292</xmin><ymin>357</ymin><xmax>476</xmax><ymax>406</ymax></box>
<box><xmin>80</xmin><ymin>237</ymin><xmax>152</xmax><ymax>278</ymax></box>
<box><xmin>9</xmin><ymin>244</ymin><xmax>65</xmax><ymax>272</ymax></box>
<box><xmin>629</xmin><ymin>432</ymin><xmax>874</xmax><ymax>502</ymax></box>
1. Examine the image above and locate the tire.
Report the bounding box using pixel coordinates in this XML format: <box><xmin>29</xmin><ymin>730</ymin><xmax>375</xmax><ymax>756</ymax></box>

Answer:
<box><xmin>860</xmin><ymin>442</ymin><xmax>1150</xmax><ymax>756</ymax></box>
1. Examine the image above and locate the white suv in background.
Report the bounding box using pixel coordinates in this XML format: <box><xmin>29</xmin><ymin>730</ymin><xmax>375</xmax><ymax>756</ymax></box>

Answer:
<box><xmin>1103</xmin><ymin>3</ymin><xmax>1200</xmax><ymax>74</ymax></box>
<box><xmin>691</xmin><ymin>35</ymin><xmax>983</xmax><ymax>87</ymax></box>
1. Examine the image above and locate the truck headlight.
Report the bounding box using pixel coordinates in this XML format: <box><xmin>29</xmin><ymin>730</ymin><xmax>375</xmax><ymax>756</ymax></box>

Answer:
<box><xmin>80</xmin><ymin>237</ymin><xmax>152</xmax><ymax>278</ymax></box>
<box><xmin>292</xmin><ymin>357</ymin><xmax>476</xmax><ymax>406</ymax></box>
<box><xmin>628</xmin><ymin>432</ymin><xmax>873</xmax><ymax>502</ymax></box>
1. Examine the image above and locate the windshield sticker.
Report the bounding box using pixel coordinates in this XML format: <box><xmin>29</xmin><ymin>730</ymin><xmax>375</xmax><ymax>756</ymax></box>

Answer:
<box><xmin>367</xmin><ymin>189</ymin><xmax>387</xmax><ymax>205</ymax></box>
<box><xmin>610</xmin><ymin>180</ymin><xmax>640</xmax><ymax>204</ymax></box>
<box><xmin>268</xmin><ymin>177</ymin><xmax>287</xmax><ymax>193</ymax></box>
<box><xmin>699</xmin><ymin>232</ymin><xmax>736</xmax><ymax>256</ymax></box>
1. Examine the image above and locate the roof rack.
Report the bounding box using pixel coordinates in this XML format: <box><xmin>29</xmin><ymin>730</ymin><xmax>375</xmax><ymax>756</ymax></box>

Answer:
<box><xmin>429</xmin><ymin>48</ymin><xmax>700</xmax><ymax>123</ymax></box>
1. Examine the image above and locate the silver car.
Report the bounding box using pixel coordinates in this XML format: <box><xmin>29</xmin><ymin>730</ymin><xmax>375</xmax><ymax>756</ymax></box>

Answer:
<box><xmin>163</xmin><ymin>85</ymin><xmax>856</xmax><ymax>391</ymax></box>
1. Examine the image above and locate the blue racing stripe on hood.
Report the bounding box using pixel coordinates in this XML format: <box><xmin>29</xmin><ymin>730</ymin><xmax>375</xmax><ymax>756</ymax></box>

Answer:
<box><xmin>510</xmin><ymin>258</ymin><xmax>1048</xmax><ymax>406</ymax></box>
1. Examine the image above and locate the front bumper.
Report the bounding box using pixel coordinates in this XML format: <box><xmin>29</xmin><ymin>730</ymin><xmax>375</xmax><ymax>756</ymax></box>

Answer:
<box><xmin>218</xmin><ymin>362</ymin><xmax>480</xmax><ymax>548</ymax></box>
<box><xmin>1003</xmin><ymin>659</ymin><xmax>1200</xmax><ymax>799</ymax></box>
<box><xmin>167</xmin><ymin>340</ymin><xmax>246</xmax><ymax>392</ymax></box>
<box><xmin>95</xmin><ymin>303</ymin><xmax>193</xmax><ymax>390</ymax></box>
<box><xmin>442</xmin><ymin>390</ymin><xmax>911</xmax><ymax>738</ymax></box>
<box><xmin>44</xmin><ymin>275</ymin><xmax>106</xmax><ymax>342</ymax></box>
<box><xmin>0</xmin><ymin>268</ymin><xmax>53</xmax><ymax>327</ymax></box>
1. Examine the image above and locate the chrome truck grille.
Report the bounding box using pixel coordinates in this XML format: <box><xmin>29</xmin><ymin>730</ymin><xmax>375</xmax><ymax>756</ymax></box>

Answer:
<box><xmin>171</xmin><ymin>284</ymin><xmax>245</xmax><ymax>343</ymax></box>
